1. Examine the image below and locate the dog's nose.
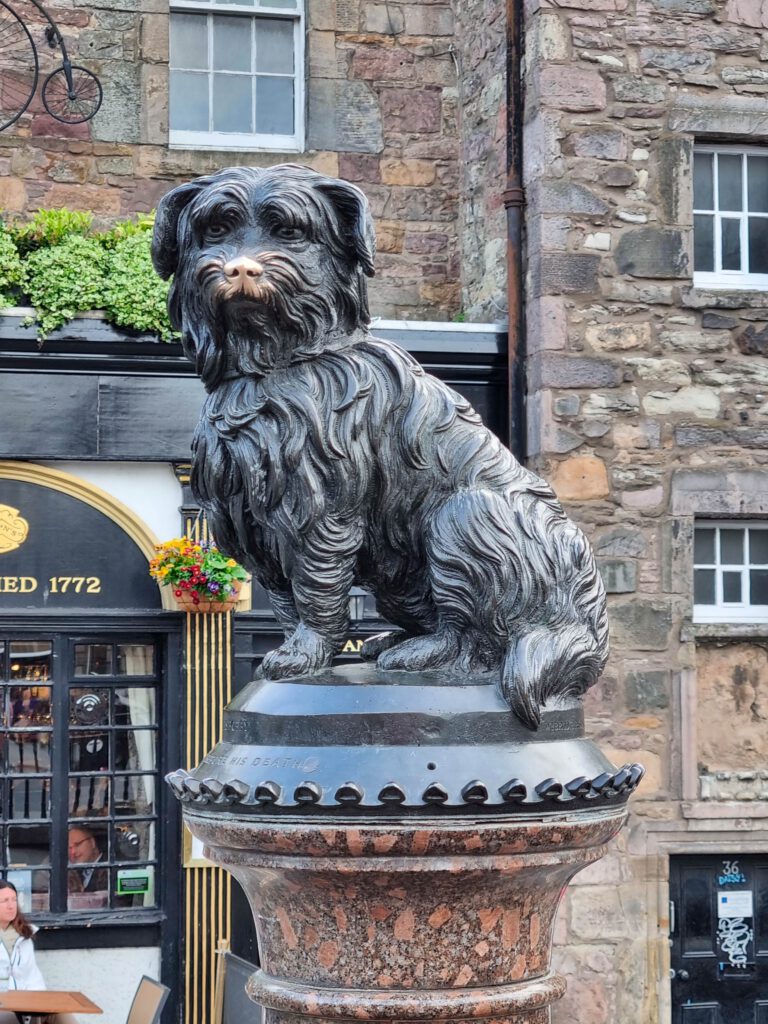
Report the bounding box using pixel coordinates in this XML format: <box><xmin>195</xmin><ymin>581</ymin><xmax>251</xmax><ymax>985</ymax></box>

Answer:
<box><xmin>223</xmin><ymin>257</ymin><xmax>264</xmax><ymax>280</ymax></box>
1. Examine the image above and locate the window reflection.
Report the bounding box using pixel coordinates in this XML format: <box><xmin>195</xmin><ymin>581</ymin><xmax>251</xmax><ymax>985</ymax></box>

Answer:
<box><xmin>69</xmin><ymin>776</ymin><xmax>109</xmax><ymax>817</ymax></box>
<box><xmin>74</xmin><ymin>644</ymin><xmax>112</xmax><ymax>676</ymax></box>
<box><xmin>9</xmin><ymin>643</ymin><xmax>52</xmax><ymax>682</ymax></box>
<box><xmin>113</xmin><ymin>775</ymin><xmax>155</xmax><ymax>817</ymax></box>
<box><xmin>116</xmin><ymin>645</ymin><xmax>154</xmax><ymax>676</ymax></box>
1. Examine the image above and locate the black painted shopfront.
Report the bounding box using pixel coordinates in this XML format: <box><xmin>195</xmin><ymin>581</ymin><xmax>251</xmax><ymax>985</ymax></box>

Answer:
<box><xmin>0</xmin><ymin>315</ymin><xmax>510</xmax><ymax>1024</ymax></box>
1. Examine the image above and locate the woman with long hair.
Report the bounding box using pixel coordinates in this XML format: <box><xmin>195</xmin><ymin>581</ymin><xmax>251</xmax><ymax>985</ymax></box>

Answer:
<box><xmin>0</xmin><ymin>880</ymin><xmax>78</xmax><ymax>1024</ymax></box>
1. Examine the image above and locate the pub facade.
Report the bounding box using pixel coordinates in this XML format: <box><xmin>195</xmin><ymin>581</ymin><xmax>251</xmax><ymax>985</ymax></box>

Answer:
<box><xmin>0</xmin><ymin>315</ymin><xmax>507</xmax><ymax>1024</ymax></box>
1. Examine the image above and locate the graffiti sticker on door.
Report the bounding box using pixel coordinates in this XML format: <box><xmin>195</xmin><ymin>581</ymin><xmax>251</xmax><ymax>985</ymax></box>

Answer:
<box><xmin>716</xmin><ymin>890</ymin><xmax>755</xmax><ymax>974</ymax></box>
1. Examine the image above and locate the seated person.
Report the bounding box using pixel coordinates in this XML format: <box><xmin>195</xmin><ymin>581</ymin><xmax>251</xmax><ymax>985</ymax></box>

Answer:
<box><xmin>0</xmin><ymin>880</ymin><xmax>79</xmax><ymax>1024</ymax></box>
<box><xmin>67</xmin><ymin>826</ymin><xmax>107</xmax><ymax>908</ymax></box>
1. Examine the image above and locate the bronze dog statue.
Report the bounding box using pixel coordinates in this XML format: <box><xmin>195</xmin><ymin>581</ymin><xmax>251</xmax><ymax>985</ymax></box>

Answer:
<box><xmin>152</xmin><ymin>164</ymin><xmax>608</xmax><ymax>728</ymax></box>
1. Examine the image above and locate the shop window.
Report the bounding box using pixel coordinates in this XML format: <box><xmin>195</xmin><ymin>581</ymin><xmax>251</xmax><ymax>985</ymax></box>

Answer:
<box><xmin>0</xmin><ymin>637</ymin><xmax>160</xmax><ymax>917</ymax></box>
<box><xmin>168</xmin><ymin>0</ymin><xmax>304</xmax><ymax>151</ymax></box>
<box><xmin>693</xmin><ymin>146</ymin><xmax>768</xmax><ymax>290</ymax></box>
<box><xmin>693</xmin><ymin>522</ymin><xmax>768</xmax><ymax>623</ymax></box>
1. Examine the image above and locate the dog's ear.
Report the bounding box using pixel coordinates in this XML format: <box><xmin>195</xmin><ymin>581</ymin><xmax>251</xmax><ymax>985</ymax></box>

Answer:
<box><xmin>152</xmin><ymin>179</ymin><xmax>209</xmax><ymax>280</ymax></box>
<box><xmin>315</xmin><ymin>178</ymin><xmax>376</xmax><ymax>278</ymax></box>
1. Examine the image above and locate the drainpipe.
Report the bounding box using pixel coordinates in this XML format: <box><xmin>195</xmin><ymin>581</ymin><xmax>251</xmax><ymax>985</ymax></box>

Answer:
<box><xmin>504</xmin><ymin>0</ymin><xmax>526</xmax><ymax>462</ymax></box>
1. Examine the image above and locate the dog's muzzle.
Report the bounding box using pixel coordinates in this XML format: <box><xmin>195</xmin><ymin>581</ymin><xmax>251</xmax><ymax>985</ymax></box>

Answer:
<box><xmin>219</xmin><ymin>256</ymin><xmax>271</xmax><ymax>301</ymax></box>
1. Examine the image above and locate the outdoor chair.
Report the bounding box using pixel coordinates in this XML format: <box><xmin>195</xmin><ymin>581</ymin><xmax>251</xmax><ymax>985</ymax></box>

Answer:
<box><xmin>126</xmin><ymin>976</ymin><xmax>170</xmax><ymax>1024</ymax></box>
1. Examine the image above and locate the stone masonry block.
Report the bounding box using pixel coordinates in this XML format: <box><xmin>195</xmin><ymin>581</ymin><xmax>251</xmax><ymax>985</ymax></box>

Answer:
<box><xmin>640</xmin><ymin>47</ymin><xmax>712</xmax><ymax>74</ymax></box>
<box><xmin>308</xmin><ymin>79</ymin><xmax>383</xmax><ymax>153</ymax></box>
<box><xmin>527</xmin><ymin>296</ymin><xmax>568</xmax><ymax>352</ymax></box>
<box><xmin>363</xmin><ymin>3</ymin><xmax>405</xmax><ymax>34</ymax></box>
<box><xmin>625</xmin><ymin>669</ymin><xmax>670</xmax><ymax>711</ymax></box>
<box><xmin>598</xmin><ymin>558</ymin><xmax>637</xmax><ymax>593</ymax></box>
<box><xmin>403</xmin><ymin>5</ymin><xmax>454</xmax><ymax>36</ymax></box>
<box><xmin>549</xmin><ymin>455</ymin><xmax>610</xmax><ymax>500</ymax></box>
<box><xmin>612</xmin><ymin>76</ymin><xmax>666</xmax><ymax>103</ymax></box>
<box><xmin>647</xmin><ymin>0</ymin><xmax>715</xmax><ymax>11</ymax></box>
<box><xmin>670</xmin><ymin>94</ymin><xmax>768</xmax><ymax>135</ymax></box>
<box><xmin>610</xmin><ymin>599</ymin><xmax>673</xmax><ymax>651</ymax></box>
<box><xmin>726</xmin><ymin>0</ymin><xmax>768</xmax><ymax>26</ymax></box>
<box><xmin>532</xmin><ymin>65</ymin><xmax>607</xmax><ymax>112</ymax></box>
<box><xmin>594</xmin><ymin>526</ymin><xmax>646</xmax><ymax>557</ymax></box>
<box><xmin>530</xmin><ymin>253</ymin><xmax>600</xmax><ymax>296</ymax></box>
<box><xmin>572</xmin><ymin>128</ymin><xmax>627</xmax><ymax>161</ymax></box>
<box><xmin>532</xmin><ymin>355</ymin><xmax>622</xmax><ymax>389</ymax></box>
<box><xmin>614</xmin><ymin>228</ymin><xmax>689</xmax><ymax>279</ymax></box>
<box><xmin>534</xmin><ymin>180</ymin><xmax>610</xmax><ymax>216</ymax></box>
<box><xmin>656</xmin><ymin>135</ymin><xmax>693</xmax><ymax>227</ymax></box>
<box><xmin>379</xmin><ymin>88</ymin><xmax>442</xmax><ymax>133</ymax></box>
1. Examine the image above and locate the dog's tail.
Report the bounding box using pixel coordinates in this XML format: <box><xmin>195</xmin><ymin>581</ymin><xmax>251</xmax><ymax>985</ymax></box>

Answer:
<box><xmin>500</xmin><ymin>623</ymin><xmax>606</xmax><ymax>730</ymax></box>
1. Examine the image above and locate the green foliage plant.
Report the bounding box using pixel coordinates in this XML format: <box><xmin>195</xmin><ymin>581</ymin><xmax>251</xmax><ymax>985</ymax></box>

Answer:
<box><xmin>0</xmin><ymin>226</ymin><xmax>24</xmax><ymax>308</ymax></box>
<box><xmin>0</xmin><ymin>207</ymin><xmax>175</xmax><ymax>341</ymax></box>
<box><xmin>22</xmin><ymin>235</ymin><xmax>107</xmax><ymax>338</ymax></box>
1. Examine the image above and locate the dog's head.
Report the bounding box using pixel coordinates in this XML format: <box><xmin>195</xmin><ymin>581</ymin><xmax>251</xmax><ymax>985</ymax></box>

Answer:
<box><xmin>151</xmin><ymin>164</ymin><xmax>376</xmax><ymax>386</ymax></box>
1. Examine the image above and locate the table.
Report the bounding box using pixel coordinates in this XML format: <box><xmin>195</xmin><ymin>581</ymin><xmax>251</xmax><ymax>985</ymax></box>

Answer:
<box><xmin>0</xmin><ymin>990</ymin><xmax>102</xmax><ymax>1021</ymax></box>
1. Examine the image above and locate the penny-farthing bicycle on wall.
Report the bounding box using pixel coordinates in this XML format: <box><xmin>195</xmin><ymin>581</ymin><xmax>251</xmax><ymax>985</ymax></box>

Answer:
<box><xmin>0</xmin><ymin>0</ymin><xmax>103</xmax><ymax>131</ymax></box>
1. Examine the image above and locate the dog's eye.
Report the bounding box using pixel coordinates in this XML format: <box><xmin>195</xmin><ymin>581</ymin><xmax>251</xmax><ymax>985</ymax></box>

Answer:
<box><xmin>273</xmin><ymin>225</ymin><xmax>305</xmax><ymax>242</ymax></box>
<box><xmin>206</xmin><ymin>223</ymin><xmax>229</xmax><ymax>241</ymax></box>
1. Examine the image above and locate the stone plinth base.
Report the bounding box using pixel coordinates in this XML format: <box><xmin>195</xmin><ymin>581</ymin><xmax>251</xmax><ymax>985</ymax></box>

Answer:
<box><xmin>186</xmin><ymin>807</ymin><xmax>626</xmax><ymax>1024</ymax></box>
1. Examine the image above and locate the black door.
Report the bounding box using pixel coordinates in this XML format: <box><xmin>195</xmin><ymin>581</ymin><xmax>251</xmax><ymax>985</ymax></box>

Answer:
<box><xmin>670</xmin><ymin>854</ymin><xmax>768</xmax><ymax>1023</ymax></box>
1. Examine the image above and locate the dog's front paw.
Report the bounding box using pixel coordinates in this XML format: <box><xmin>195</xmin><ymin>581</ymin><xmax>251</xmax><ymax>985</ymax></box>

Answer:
<box><xmin>360</xmin><ymin>631</ymin><xmax>409</xmax><ymax>661</ymax></box>
<box><xmin>260</xmin><ymin>625</ymin><xmax>334</xmax><ymax>679</ymax></box>
<box><xmin>377</xmin><ymin>630</ymin><xmax>459</xmax><ymax>672</ymax></box>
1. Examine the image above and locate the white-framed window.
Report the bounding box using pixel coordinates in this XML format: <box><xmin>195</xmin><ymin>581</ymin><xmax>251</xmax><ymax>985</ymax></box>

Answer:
<box><xmin>693</xmin><ymin>145</ymin><xmax>768</xmax><ymax>291</ymax></box>
<box><xmin>693</xmin><ymin>521</ymin><xmax>768</xmax><ymax>623</ymax></box>
<box><xmin>168</xmin><ymin>0</ymin><xmax>304</xmax><ymax>152</ymax></box>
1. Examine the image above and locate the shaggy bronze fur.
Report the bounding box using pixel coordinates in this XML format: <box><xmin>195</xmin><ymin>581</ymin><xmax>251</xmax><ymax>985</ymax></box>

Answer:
<box><xmin>152</xmin><ymin>165</ymin><xmax>608</xmax><ymax>728</ymax></box>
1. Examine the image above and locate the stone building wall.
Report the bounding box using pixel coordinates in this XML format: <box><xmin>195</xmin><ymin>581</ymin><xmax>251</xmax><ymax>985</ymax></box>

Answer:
<box><xmin>522</xmin><ymin>0</ymin><xmax>768</xmax><ymax>1021</ymax></box>
<box><xmin>2</xmin><ymin>0</ymin><xmax>462</xmax><ymax>321</ymax></box>
<box><xmin>452</xmin><ymin>0</ymin><xmax>508</xmax><ymax>320</ymax></box>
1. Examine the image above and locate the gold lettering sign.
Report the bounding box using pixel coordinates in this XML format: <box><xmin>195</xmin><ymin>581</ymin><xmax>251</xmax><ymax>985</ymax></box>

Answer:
<box><xmin>0</xmin><ymin>505</ymin><xmax>29</xmax><ymax>554</ymax></box>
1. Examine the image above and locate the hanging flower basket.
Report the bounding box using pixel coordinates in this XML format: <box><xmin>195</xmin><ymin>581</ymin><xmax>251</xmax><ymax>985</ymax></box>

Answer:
<box><xmin>172</xmin><ymin>580</ymin><xmax>243</xmax><ymax>613</ymax></box>
<box><xmin>149</xmin><ymin>537</ymin><xmax>248</xmax><ymax>614</ymax></box>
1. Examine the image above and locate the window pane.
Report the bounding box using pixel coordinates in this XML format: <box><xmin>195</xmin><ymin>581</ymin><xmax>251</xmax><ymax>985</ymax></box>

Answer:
<box><xmin>694</xmin><ymin>152</ymin><xmax>714</xmax><ymax>209</ymax></box>
<box><xmin>750</xmin><ymin>569</ymin><xmax>768</xmax><ymax>604</ymax></box>
<box><xmin>718</xmin><ymin>153</ymin><xmax>743</xmax><ymax>211</ymax></box>
<box><xmin>9</xmin><ymin>642</ymin><xmax>51</xmax><ymax>682</ymax></box>
<box><xmin>213</xmin><ymin>73</ymin><xmax>252</xmax><ymax>132</ymax></box>
<box><xmin>693</xmin><ymin>215</ymin><xmax>714</xmax><ymax>272</ymax></box>
<box><xmin>113</xmin><ymin>775</ymin><xmax>155</xmax><ymax>817</ymax></box>
<box><xmin>694</xmin><ymin>527</ymin><xmax>716</xmax><ymax>564</ymax></box>
<box><xmin>68</xmin><ymin>861</ymin><xmax>109</xmax><ymax>911</ymax></box>
<box><xmin>116</xmin><ymin>645</ymin><xmax>154</xmax><ymax>676</ymax></box>
<box><xmin>213</xmin><ymin>16</ymin><xmax>251</xmax><ymax>72</ymax></box>
<box><xmin>7</xmin><ymin>733</ymin><xmax>51</xmax><ymax>775</ymax></box>
<box><xmin>256</xmin><ymin>18</ymin><xmax>294</xmax><ymax>73</ymax></box>
<box><xmin>74</xmin><ymin>644</ymin><xmax>112</xmax><ymax>676</ymax></box>
<box><xmin>750</xmin><ymin>530</ymin><xmax>768</xmax><ymax>565</ymax></box>
<box><xmin>694</xmin><ymin>568</ymin><xmax>715</xmax><ymax>604</ymax></box>
<box><xmin>723</xmin><ymin>571</ymin><xmax>742</xmax><ymax>603</ymax></box>
<box><xmin>8</xmin><ymin>823</ymin><xmax>50</xmax><ymax>866</ymax></box>
<box><xmin>112</xmin><ymin>864</ymin><xmax>155</xmax><ymax>908</ymax></box>
<box><xmin>114</xmin><ymin>731</ymin><xmax>156</xmax><ymax>772</ymax></box>
<box><xmin>9</xmin><ymin>684</ymin><xmax>51</xmax><ymax>729</ymax></box>
<box><xmin>114</xmin><ymin>821</ymin><xmax>154</xmax><ymax>862</ymax></box>
<box><xmin>748</xmin><ymin>156</ymin><xmax>768</xmax><ymax>213</ymax></box>
<box><xmin>69</xmin><ymin>776</ymin><xmax>109</xmax><ymax>816</ymax></box>
<box><xmin>8</xmin><ymin>778</ymin><xmax>50</xmax><ymax>820</ymax></box>
<box><xmin>70</xmin><ymin>687</ymin><xmax>110</xmax><ymax>726</ymax></box>
<box><xmin>748</xmin><ymin>217</ymin><xmax>768</xmax><ymax>275</ymax></box>
<box><xmin>256</xmin><ymin>76</ymin><xmax>294</xmax><ymax>134</ymax></box>
<box><xmin>114</xmin><ymin>688</ymin><xmax>156</xmax><ymax>727</ymax></box>
<box><xmin>70</xmin><ymin>732</ymin><xmax>109</xmax><ymax>772</ymax></box>
<box><xmin>260</xmin><ymin>0</ymin><xmax>298</xmax><ymax>6</ymax></box>
<box><xmin>170</xmin><ymin>13</ymin><xmax>208</xmax><ymax>70</ymax></box>
<box><xmin>721</xmin><ymin>218</ymin><xmax>741</xmax><ymax>271</ymax></box>
<box><xmin>0</xmin><ymin>642</ymin><xmax>5</xmax><ymax>680</ymax></box>
<box><xmin>720</xmin><ymin>528</ymin><xmax>744</xmax><ymax>565</ymax></box>
<box><xmin>6</xmin><ymin>868</ymin><xmax>50</xmax><ymax>913</ymax></box>
<box><xmin>170</xmin><ymin>71</ymin><xmax>209</xmax><ymax>132</ymax></box>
